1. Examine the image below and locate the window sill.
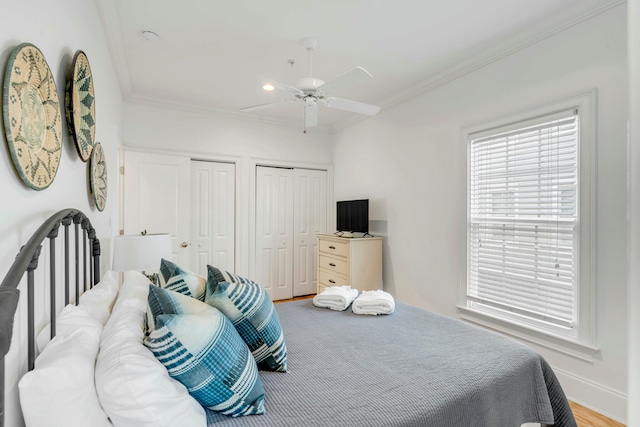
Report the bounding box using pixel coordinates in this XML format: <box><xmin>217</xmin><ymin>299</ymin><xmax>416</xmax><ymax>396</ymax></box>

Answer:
<box><xmin>455</xmin><ymin>305</ymin><xmax>600</xmax><ymax>362</ymax></box>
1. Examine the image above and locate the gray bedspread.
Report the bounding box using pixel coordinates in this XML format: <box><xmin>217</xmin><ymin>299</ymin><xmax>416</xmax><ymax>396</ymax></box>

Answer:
<box><xmin>206</xmin><ymin>300</ymin><xmax>576</xmax><ymax>427</ymax></box>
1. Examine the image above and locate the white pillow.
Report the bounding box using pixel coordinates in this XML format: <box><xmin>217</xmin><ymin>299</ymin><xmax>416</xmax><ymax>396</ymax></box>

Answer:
<box><xmin>79</xmin><ymin>270</ymin><xmax>120</xmax><ymax>325</ymax></box>
<box><xmin>18</xmin><ymin>305</ymin><xmax>111</xmax><ymax>427</ymax></box>
<box><xmin>36</xmin><ymin>271</ymin><xmax>120</xmax><ymax>352</ymax></box>
<box><xmin>112</xmin><ymin>270</ymin><xmax>153</xmax><ymax>312</ymax></box>
<box><xmin>95</xmin><ymin>271</ymin><xmax>206</xmax><ymax>427</ymax></box>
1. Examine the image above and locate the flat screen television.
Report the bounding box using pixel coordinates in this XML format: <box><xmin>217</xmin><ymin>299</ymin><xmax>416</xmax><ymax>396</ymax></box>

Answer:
<box><xmin>336</xmin><ymin>199</ymin><xmax>369</xmax><ymax>234</ymax></box>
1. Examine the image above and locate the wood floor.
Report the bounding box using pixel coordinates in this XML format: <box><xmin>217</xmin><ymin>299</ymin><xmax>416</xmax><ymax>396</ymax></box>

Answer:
<box><xmin>275</xmin><ymin>297</ymin><xmax>624</xmax><ymax>426</ymax></box>
<box><xmin>570</xmin><ymin>401</ymin><xmax>624</xmax><ymax>427</ymax></box>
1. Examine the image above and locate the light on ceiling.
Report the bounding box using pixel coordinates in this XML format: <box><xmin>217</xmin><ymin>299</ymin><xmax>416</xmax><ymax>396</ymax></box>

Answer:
<box><xmin>262</xmin><ymin>84</ymin><xmax>275</xmax><ymax>91</ymax></box>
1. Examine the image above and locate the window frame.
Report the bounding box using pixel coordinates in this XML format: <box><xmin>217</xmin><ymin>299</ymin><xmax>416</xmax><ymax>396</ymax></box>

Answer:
<box><xmin>458</xmin><ymin>89</ymin><xmax>599</xmax><ymax>361</ymax></box>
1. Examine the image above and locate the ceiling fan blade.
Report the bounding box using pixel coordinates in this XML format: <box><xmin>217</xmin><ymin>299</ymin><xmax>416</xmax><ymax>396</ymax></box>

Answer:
<box><xmin>304</xmin><ymin>102</ymin><xmax>318</xmax><ymax>129</ymax></box>
<box><xmin>325</xmin><ymin>97</ymin><xmax>381</xmax><ymax>116</ymax></box>
<box><xmin>259</xmin><ymin>75</ymin><xmax>303</xmax><ymax>96</ymax></box>
<box><xmin>240</xmin><ymin>101</ymin><xmax>292</xmax><ymax>112</ymax></box>
<box><xmin>318</xmin><ymin>66</ymin><xmax>373</xmax><ymax>95</ymax></box>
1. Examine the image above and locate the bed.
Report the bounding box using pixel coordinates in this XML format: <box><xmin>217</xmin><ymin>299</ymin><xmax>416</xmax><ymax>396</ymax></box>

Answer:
<box><xmin>0</xmin><ymin>209</ymin><xmax>577</xmax><ymax>427</ymax></box>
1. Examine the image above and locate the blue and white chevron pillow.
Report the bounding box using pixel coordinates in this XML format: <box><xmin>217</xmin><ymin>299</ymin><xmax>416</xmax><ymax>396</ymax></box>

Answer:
<box><xmin>144</xmin><ymin>286</ymin><xmax>266</xmax><ymax>417</ymax></box>
<box><xmin>206</xmin><ymin>266</ymin><xmax>288</xmax><ymax>373</ymax></box>
<box><xmin>158</xmin><ymin>258</ymin><xmax>206</xmax><ymax>301</ymax></box>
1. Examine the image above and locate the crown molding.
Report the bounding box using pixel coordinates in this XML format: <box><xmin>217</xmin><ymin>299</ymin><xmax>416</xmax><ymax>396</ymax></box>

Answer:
<box><xmin>331</xmin><ymin>0</ymin><xmax>625</xmax><ymax>133</ymax></box>
<box><xmin>95</xmin><ymin>0</ymin><xmax>132</xmax><ymax>98</ymax></box>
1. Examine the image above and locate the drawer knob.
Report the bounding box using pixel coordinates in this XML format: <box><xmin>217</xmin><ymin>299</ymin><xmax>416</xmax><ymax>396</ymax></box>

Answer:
<box><xmin>329</xmin><ymin>245</ymin><xmax>336</xmax><ymax>250</ymax></box>
<box><xmin>329</xmin><ymin>263</ymin><xmax>336</xmax><ymax>267</ymax></box>
<box><xmin>329</xmin><ymin>279</ymin><xmax>335</xmax><ymax>284</ymax></box>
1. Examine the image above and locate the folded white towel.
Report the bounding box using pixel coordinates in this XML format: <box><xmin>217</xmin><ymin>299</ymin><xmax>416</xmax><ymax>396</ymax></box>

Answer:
<box><xmin>313</xmin><ymin>286</ymin><xmax>359</xmax><ymax>311</ymax></box>
<box><xmin>352</xmin><ymin>290</ymin><xmax>395</xmax><ymax>315</ymax></box>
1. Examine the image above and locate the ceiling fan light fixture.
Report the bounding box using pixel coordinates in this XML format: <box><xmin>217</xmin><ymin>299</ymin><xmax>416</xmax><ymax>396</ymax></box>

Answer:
<box><xmin>296</xmin><ymin>77</ymin><xmax>325</xmax><ymax>91</ymax></box>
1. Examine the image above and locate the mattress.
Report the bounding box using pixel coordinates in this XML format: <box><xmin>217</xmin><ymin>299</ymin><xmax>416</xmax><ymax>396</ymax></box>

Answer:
<box><xmin>205</xmin><ymin>299</ymin><xmax>576</xmax><ymax>427</ymax></box>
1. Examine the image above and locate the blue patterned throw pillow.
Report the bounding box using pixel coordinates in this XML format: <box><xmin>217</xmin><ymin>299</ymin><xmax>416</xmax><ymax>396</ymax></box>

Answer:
<box><xmin>206</xmin><ymin>266</ymin><xmax>288</xmax><ymax>372</ymax></box>
<box><xmin>158</xmin><ymin>258</ymin><xmax>206</xmax><ymax>301</ymax></box>
<box><xmin>144</xmin><ymin>291</ymin><xmax>266</xmax><ymax>417</ymax></box>
<box><xmin>146</xmin><ymin>285</ymin><xmax>212</xmax><ymax>331</ymax></box>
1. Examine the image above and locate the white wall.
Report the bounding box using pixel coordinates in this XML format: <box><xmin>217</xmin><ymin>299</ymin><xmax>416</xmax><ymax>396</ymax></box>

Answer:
<box><xmin>627</xmin><ymin>0</ymin><xmax>640</xmax><ymax>425</ymax></box>
<box><xmin>333</xmin><ymin>5</ymin><xmax>628</xmax><ymax>423</ymax></box>
<box><xmin>122</xmin><ymin>102</ymin><xmax>333</xmax><ymax>275</ymax></box>
<box><xmin>123</xmin><ymin>102</ymin><xmax>332</xmax><ymax>162</ymax></box>
<box><xmin>0</xmin><ymin>1</ymin><xmax>123</xmax><ymax>425</ymax></box>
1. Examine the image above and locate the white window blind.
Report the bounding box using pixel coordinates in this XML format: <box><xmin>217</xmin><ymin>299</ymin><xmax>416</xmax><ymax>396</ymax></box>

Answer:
<box><xmin>467</xmin><ymin>109</ymin><xmax>579</xmax><ymax>330</ymax></box>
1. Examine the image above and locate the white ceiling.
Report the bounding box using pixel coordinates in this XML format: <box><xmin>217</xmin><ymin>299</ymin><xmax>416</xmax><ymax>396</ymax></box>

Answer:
<box><xmin>97</xmin><ymin>0</ymin><xmax>620</xmax><ymax>132</ymax></box>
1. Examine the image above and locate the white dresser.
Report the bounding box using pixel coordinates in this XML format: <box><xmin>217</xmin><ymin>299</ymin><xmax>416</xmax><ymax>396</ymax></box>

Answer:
<box><xmin>316</xmin><ymin>234</ymin><xmax>383</xmax><ymax>294</ymax></box>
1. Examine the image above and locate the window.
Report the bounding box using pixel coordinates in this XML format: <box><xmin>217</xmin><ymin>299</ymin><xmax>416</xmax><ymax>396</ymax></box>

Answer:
<box><xmin>459</xmin><ymin>91</ymin><xmax>597</xmax><ymax>360</ymax></box>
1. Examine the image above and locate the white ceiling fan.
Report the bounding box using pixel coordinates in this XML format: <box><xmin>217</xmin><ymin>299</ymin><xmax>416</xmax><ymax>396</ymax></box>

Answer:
<box><xmin>241</xmin><ymin>37</ymin><xmax>381</xmax><ymax>132</ymax></box>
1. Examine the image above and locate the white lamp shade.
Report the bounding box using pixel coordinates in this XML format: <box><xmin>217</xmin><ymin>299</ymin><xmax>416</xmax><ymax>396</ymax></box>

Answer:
<box><xmin>112</xmin><ymin>234</ymin><xmax>173</xmax><ymax>272</ymax></box>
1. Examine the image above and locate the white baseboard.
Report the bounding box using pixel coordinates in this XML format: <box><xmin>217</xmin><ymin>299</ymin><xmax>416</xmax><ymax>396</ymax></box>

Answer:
<box><xmin>554</xmin><ymin>366</ymin><xmax>627</xmax><ymax>424</ymax></box>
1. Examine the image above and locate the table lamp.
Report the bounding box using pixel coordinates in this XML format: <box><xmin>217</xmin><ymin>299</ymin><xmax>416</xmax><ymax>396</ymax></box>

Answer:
<box><xmin>112</xmin><ymin>233</ymin><xmax>172</xmax><ymax>283</ymax></box>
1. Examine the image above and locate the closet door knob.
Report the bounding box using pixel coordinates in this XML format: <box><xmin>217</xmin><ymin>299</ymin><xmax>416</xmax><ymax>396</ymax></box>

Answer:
<box><xmin>181</xmin><ymin>242</ymin><xmax>189</xmax><ymax>248</ymax></box>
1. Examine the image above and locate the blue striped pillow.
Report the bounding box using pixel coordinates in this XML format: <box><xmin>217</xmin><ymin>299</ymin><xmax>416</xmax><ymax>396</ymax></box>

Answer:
<box><xmin>144</xmin><ymin>292</ymin><xmax>265</xmax><ymax>417</ymax></box>
<box><xmin>206</xmin><ymin>266</ymin><xmax>288</xmax><ymax>373</ymax></box>
<box><xmin>158</xmin><ymin>259</ymin><xmax>206</xmax><ymax>301</ymax></box>
<box><xmin>146</xmin><ymin>285</ymin><xmax>212</xmax><ymax>331</ymax></box>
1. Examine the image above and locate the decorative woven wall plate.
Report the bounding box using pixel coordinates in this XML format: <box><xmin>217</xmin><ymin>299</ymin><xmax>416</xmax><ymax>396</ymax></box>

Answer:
<box><xmin>3</xmin><ymin>43</ymin><xmax>62</xmax><ymax>190</ymax></box>
<box><xmin>65</xmin><ymin>50</ymin><xmax>95</xmax><ymax>162</ymax></box>
<box><xmin>90</xmin><ymin>142</ymin><xmax>107</xmax><ymax>211</ymax></box>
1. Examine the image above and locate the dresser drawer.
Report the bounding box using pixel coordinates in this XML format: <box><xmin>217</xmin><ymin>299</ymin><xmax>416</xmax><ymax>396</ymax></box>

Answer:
<box><xmin>318</xmin><ymin>270</ymin><xmax>349</xmax><ymax>288</ymax></box>
<box><xmin>319</xmin><ymin>238</ymin><xmax>349</xmax><ymax>257</ymax></box>
<box><xmin>319</xmin><ymin>254</ymin><xmax>349</xmax><ymax>276</ymax></box>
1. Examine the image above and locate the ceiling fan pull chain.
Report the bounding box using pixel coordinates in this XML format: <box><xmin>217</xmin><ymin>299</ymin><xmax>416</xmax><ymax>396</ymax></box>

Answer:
<box><xmin>303</xmin><ymin>107</ymin><xmax>307</xmax><ymax>134</ymax></box>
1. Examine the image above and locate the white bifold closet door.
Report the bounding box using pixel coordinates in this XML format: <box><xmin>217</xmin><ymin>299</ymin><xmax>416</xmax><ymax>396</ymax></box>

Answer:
<box><xmin>255</xmin><ymin>166</ymin><xmax>326</xmax><ymax>300</ymax></box>
<box><xmin>190</xmin><ymin>160</ymin><xmax>236</xmax><ymax>278</ymax></box>
<box><xmin>293</xmin><ymin>168</ymin><xmax>327</xmax><ymax>296</ymax></box>
<box><xmin>256</xmin><ymin>166</ymin><xmax>294</xmax><ymax>300</ymax></box>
